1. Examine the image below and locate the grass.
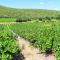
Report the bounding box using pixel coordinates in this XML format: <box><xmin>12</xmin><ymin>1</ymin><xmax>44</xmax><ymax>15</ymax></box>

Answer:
<box><xmin>9</xmin><ymin>20</ymin><xmax>60</xmax><ymax>60</ymax></box>
<box><xmin>0</xmin><ymin>18</ymin><xmax>16</xmax><ymax>22</ymax></box>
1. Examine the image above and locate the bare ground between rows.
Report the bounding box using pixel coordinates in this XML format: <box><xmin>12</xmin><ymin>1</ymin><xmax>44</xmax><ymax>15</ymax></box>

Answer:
<box><xmin>16</xmin><ymin>36</ymin><xmax>56</xmax><ymax>60</ymax></box>
<box><xmin>0</xmin><ymin>22</ymin><xmax>16</xmax><ymax>24</ymax></box>
<box><xmin>0</xmin><ymin>22</ymin><xmax>56</xmax><ymax>60</ymax></box>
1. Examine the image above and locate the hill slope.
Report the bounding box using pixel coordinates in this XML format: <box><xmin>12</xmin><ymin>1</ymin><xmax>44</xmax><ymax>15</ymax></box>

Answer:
<box><xmin>0</xmin><ymin>6</ymin><xmax>60</xmax><ymax>19</ymax></box>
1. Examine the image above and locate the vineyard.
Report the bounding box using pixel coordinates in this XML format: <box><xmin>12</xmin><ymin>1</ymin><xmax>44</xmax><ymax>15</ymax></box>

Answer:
<box><xmin>0</xmin><ymin>5</ymin><xmax>60</xmax><ymax>60</ymax></box>
<box><xmin>9</xmin><ymin>20</ymin><xmax>60</xmax><ymax>60</ymax></box>
<box><xmin>0</xmin><ymin>25</ymin><xmax>21</xmax><ymax>60</ymax></box>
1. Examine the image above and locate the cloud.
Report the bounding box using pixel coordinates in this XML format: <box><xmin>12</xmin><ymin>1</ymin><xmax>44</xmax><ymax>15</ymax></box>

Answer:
<box><xmin>40</xmin><ymin>2</ymin><xmax>44</xmax><ymax>5</ymax></box>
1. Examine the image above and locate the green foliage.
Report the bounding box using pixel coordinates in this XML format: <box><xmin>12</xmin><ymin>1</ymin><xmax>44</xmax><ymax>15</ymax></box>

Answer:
<box><xmin>0</xmin><ymin>6</ymin><xmax>60</xmax><ymax>21</ymax></box>
<box><xmin>9</xmin><ymin>20</ymin><xmax>60</xmax><ymax>60</ymax></box>
<box><xmin>0</xmin><ymin>25</ymin><xmax>20</xmax><ymax>60</ymax></box>
<box><xmin>0</xmin><ymin>18</ymin><xmax>16</xmax><ymax>22</ymax></box>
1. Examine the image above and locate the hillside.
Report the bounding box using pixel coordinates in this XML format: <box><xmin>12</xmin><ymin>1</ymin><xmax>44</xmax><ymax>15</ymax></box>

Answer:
<box><xmin>0</xmin><ymin>6</ymin><xmax>60</xmax><ymax>19</ymax></box>
<box><xmin>0</xmin><ymin>5</ymin><xmax>59</xmax><ymax>60</ymax></box>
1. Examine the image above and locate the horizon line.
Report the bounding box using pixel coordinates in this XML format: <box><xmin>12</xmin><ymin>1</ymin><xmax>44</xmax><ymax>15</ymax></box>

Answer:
<box><xmin>0</xmin><ymin>5</ymin><xmax>60</xmax><ymax>11</ymax></box>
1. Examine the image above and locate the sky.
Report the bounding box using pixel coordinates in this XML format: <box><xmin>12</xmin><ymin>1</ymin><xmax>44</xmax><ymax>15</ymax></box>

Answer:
<box><xmin>0</xmin><ymin>0</ymin><xmax>60</xmax><ymax>10</ymax></box>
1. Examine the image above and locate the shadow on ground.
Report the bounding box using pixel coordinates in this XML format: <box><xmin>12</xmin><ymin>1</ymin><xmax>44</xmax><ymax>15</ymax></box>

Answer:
<box><xmin>13</xmin><ymin>53</ymin><xmax>25</xmax><ymax>60</ymax></box>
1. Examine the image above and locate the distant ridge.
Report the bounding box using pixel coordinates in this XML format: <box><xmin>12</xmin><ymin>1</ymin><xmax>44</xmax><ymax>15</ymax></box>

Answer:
<box><xmin>0</xmin><ymin>5</ymin><xmax>60</xmax><ymax>18</ymax></box>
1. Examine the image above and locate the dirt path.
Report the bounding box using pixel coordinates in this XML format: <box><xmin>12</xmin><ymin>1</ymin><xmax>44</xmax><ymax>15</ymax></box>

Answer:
<box><xmin>2</xmin><ymin>23</ymin><xmax>56</xmax><ymax>60</ymax></box>
<box><xmin>0</xmin><ymin>22</ymin><xmax>16</xmax><ymax>24</ymax></box>
<box><xmin>16</xmin><ymin>36</ymin><xmax>56</xmax><ymax>60</ymax></box>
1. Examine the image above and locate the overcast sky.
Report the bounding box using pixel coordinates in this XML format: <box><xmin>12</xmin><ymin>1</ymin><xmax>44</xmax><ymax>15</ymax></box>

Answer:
<box><xmin>0</xmin><ymin>0</ymin><xmax>60</xmax><ymax>10</ymax></box>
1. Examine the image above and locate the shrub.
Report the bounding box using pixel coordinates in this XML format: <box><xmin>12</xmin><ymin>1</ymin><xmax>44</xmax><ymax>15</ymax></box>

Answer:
<box><xmin>45</xmin><ymin>16</ymin><xmax>52</xmax><ymax>20</ymax></box>
<box><xmin>16</xmin><ymin>18</ymin><xmax>31</xmax><ymax>22</ymax></box>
